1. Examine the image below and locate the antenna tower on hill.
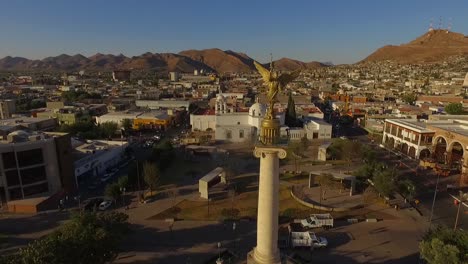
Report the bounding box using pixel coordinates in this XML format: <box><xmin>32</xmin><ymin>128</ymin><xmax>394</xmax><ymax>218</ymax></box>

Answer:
<box><xmin>438</xmin><ymin>16</ymin><xmax>442</xmax><ymax>29</ymax></box>
<box><xmin>447</xmin><ymin>17</ymin><xmax>452</xmax><ymax>33</ymax></box>
<box><xmin>428</xmin><ymin>18</ymin><xmax>434</xmax><ymax>32</ymax></box>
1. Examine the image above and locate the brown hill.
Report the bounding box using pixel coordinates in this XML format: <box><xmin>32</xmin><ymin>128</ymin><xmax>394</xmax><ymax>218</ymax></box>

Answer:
<box><xmin>179</xmin><ymin>48</ymin><xmax>254</xmax><ymax>73</ymax></box>
<box><xmin>120</xmin><ymin>52</ymin><xmax>211</xmax><ymax>72</ymax></box>
<box><xmin>363</xmin><ymin>30</ymin><xmax>468</xmax><ymax>64</ymax></box>
<box><xmin>0</xmin><ymin>49</ymin><xmax>324</xmax><ymax>73</ymax></box>
<box><xmin>271</xmin><ymin>57</ymin><xmax>327</xmax><ymax>71</ymax></box>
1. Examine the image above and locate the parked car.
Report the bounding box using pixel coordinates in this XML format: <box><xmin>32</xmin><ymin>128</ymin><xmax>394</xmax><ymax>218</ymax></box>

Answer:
<box><xmin>289</xmin><ymin>230</ymin><xmax>328</xmax><ymax>249</ymax></box>
<box><xmin>98</xmin><ymin>200</ymin><xmax>112</xmax><ymax>211</ymax></box>
<box><xmin>300</xmin><ymin>214</ymin><xmax>334</xmax><ymax>229</ymax></box>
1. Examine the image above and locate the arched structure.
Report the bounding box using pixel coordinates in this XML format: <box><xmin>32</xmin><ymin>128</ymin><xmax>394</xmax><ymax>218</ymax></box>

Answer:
<box><xmin>419</xmin><ymin>148</ymin><xmax>431</xmax><ymax>159</ymax></box>
<box><xmin>433</xmin><ymin>136</ymin><xmax>448</xmax><ymax>164</ymax></box>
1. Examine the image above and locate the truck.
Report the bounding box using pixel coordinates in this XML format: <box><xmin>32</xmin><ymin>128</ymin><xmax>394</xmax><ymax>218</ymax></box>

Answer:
<box><xmin>300</xmin><ymin>214</ymin><xmax>334</xmax><ymax>229</ymax></box>
<box><xmin>289</xmin><ymin>231</ymin><xmax>328</xmax><ymax>249</ymax></box>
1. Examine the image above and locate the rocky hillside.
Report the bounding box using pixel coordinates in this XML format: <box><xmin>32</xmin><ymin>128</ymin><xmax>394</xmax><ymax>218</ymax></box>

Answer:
<box><xmin>363</xmin><ymin>30</ymin><xmax>468</xmax><ymax>64</ymax></box>
<box><xmin>0</xmin><ymin>49</ymin><xmax>327</xmax><ymax>73</ymax></box>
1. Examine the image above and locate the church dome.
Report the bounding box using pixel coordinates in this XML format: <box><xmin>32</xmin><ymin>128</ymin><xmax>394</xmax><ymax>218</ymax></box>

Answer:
<box><xmin>249</xmin><ymin>102</ymin><xmax>267</xmax><ymax>117</ymax></box>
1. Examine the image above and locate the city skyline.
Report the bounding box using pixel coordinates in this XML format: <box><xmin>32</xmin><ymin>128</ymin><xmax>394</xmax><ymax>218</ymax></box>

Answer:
<box><xmin>1</xmin><ymin>0</ymin><xmax>468</xmax><ymax>64</ymax></box>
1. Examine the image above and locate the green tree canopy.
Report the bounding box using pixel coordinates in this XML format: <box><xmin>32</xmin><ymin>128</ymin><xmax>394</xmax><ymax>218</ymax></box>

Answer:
<box><xmin>121</xmin><ymin>119</ymin><xmax>133</xmax><ymax>131</ymax></box>
<box><xmin>445</xmin><ymin>103</ymin><xmax>464</xmax><ymax>115</ymax></box>
<box><xmin>419</xmin><ymin>227</ymin><xmax>468</xmax><ymax>264</ymax></box>
<box><xmin>143</xmin><ymin>162</ymin><xmax>160</xmax><ymax>193</ymax></box>
<box><xmin>117</xmin><ymin>175</ymin><xmax>129</xmax><ymax>189</ymax></box>
<box><xmin>372</xmin><ymin>169</ymin><xmax>396</xmax><ymax>197</ymax></box>
<box><xmin>152</xmin><ymin>139</ymin><xmax>175</xmax><ymax>171</ymax></box>
<box><xmin>285</xmin><ymin>92</ymin><xmax>297</xmax><ymax>127</ymax></box>
<box><xmin>105</xmin><ymin>182</ymin><xmax>121</xmax><ymax>203</ymax></box>
<box><xmin>100</xmin><ymin>122</ymin><xmax>118</xmax><ymax>139</ymax></box>
<box><xmin>401</xmin><ymin>93</ymin><xmax>418</xmax><ymax>105</ymax></box>
<box><xmin>1</xmin><ymin>212</ymin><xmax>129</xmax><ymax>264</ymax></box>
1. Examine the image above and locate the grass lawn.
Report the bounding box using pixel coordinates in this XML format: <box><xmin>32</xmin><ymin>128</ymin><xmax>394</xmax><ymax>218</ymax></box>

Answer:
<box><xmin>149</xmin><ymin>185</ymin><xmax>321</xmax><ymax>221</ymax></box>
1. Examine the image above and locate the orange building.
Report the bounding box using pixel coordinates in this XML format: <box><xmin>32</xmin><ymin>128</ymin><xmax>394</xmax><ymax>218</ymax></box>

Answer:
<box><xmin>132</xmin><ymin>111</ymin><xmax>172</xmax><ymax>130</ymax></box>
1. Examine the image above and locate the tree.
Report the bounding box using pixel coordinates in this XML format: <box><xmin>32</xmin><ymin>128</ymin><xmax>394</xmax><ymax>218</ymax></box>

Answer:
<box><xmin>143</xmin><ymin>162</ymin><xmax>160</xmax><ymax>194</ymax></box>
<box><xmin>152</xmin><ymin>139</ymin><xmax>175</xmax><ymax>172</ymax></box>
<box><xmin>402</xmin><ymin>93</ymin><xmax>418</xmax><ymax>105</ymax></box>
<box><xmin>121</xmin><ymin>119</ymin><xmax>133</xmax><ymax>132</ymax></box>
<box><xmin>398</xmin><ymin>179</ymin><xmax>416</xmax><ymax>201</ymax></box>
<box><xmin>445</xmin><ymin>103</ymin><xmax>464</xmax><ymax>115</ymax></box>
<box><xmin>285</xmin><ymin>92</ymin><xmax>297</xmax><ymax>127</ymax></box>
<box><xmin>372</xmin><ymin>169</ymin><xmax>396</xmax><ymax>198</ymax></box>
<box><xmin>105</xmin><ymin>183</ymin><xmax>121</xmax><ymax>204</ymax></box>
<box><xmin>419</xmin><ymin>227</ymin><xmax>468</xmax><ymax>264</ymax></box>
<box><xmin>100</xmin><ymin>122</ymin><xmax>118</xmax><ymax>139</ymax></box>
<box><xmin>315</xmin><ymin>173</ymin><xmax>339</xmax><ymax>200</ymax></box>
<box><xmin>117</xmin><ymin>175</ymin><xmax>129</xmax><ymax>190</ymax></box>
<box><xmin>420</xmin><ymin>238</ymin><xmax>460</xmax><ymax>264</ymax></box>
<box><xmin>1</xmin><ymin>212</ymin><xmax>129</xmax><ymax>264</ymax></box>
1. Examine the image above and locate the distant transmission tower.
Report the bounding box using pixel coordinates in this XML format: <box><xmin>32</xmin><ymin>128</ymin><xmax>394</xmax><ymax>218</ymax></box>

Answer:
<box><xmin>428</xmin><ymin>18</ymin><xmax>434</xmax><ymax>32</ymax></box>
<box><xmin>438</xmin><ymin>16</ymin><xmax>443</xmax><ymax>29</ymax></box>
<box><xmin>447</xmin><ymin>17</ymin><xmax>452</xmax><ymax>33</ymax></box>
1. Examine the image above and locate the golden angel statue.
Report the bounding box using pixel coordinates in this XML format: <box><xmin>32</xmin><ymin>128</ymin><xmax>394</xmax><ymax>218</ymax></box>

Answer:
<box><xmin>254</xmin><ymin>60</ymin><xmax>300</xmax><ymax>119</ymax></box>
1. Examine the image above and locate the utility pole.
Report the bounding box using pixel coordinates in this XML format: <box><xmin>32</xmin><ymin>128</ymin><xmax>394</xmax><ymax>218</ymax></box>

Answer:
<box><xmin>454</xmin><ymin>191</ymin><xmax>467</xmax><ymax>230</ymax></box>
<box><xmin>429</xmin><ymin>172</ymin><xmax>441</xmax><ymax>228</ymax></box>
<box><xmin>137</xmin><ymin>161</ymin><xmax>142</xmax><ymax>202</ymax></box>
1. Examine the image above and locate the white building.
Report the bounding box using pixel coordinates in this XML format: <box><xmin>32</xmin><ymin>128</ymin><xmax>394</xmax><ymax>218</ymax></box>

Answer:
<box><xmin>95</xmin><ymin>112</ymin><xmax>143</xmax><ymax>127</ymax></box>
<box><xmin>73</xmin><ymin>140</ymin><xmax>128</xmax><ymax>181</ymax></box>
<box><xmin>190</xmin><ymin>95</ymin><xmax>274</xmax><ymax>143</ymax></box>
<box><xmin>303</xmin><ymin>118</ymin><xmax>333</xmax><ymax>140</ymax></box>
<box><xmin>190</xmin><ymin>95</ymin><xmax>331</xmax><ymax>143</ymax></box>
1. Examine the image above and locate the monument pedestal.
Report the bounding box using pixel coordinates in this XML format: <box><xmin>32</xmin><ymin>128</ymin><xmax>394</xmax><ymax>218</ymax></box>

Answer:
<box><xmin>247</xmin><ymin>146</ymin><xmax>286</xmax><ymax>264</ymax></box>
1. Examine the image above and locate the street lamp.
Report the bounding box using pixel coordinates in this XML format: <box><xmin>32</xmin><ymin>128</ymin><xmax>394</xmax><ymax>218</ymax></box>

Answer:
<box><xmin>429</xmin><ymin>171</ymin><xmax>441</xmax><ymax>229</ymax></box>
<box><xmin>120</xmin><ymin>187</ymin><xmax>126</xmax><ymax>207</ymax></box>
<box><xmin>74</xmin><ymin>196</ymin><xmax>81</xmax><ymax>211</ymax></box>
<box><xmin>216</xmin><ymin>242</ymin><xmax>222</xmax><ymax>263</ymax></box>
<box><xmin>454</xmin><ymin>191</ymin><xmax>468</xmax><ymax>230</ymax></box>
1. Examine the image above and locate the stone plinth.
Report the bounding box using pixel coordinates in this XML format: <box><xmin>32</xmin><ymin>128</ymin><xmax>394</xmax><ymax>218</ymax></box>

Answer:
<box><xmin>247</xmin><ymin>146</ymin><xmax>287</xmax><ymax>264</ymax></box>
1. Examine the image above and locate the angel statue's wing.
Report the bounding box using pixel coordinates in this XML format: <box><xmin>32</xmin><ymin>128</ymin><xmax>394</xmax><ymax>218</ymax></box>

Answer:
<box><xmin>254</xmin><ymin>61</ymin><xmax>270</xmax><ymax>83</ymax></box>
<box><xmin>278</xmin><ymin>69</ymin><xmax>301</xmax><ymax>88</ymax></box>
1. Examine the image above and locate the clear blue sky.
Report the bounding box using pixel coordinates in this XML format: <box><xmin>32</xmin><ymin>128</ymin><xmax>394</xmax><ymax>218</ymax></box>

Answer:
<box><xmin>1</xmin><ymin>0</ymin><xmax>467</xmax><ymax>64</ymax></box>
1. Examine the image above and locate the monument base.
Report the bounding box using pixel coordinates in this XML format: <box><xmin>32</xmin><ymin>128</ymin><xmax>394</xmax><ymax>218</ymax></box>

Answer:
<box><xmin>246</xmin><ymin>248</ymin><xmax>281</xmax><ymax>264</ymax></box>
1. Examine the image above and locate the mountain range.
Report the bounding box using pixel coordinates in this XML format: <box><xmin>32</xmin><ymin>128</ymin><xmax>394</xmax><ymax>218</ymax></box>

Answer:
<box><xmin>2</xmin><ymin>30</ymin><xmax>468</xmax><ymax>73</ymax></box>
<box><xmin>0</xmin><ymin>48</ymin><xmax>327</xmax><ymax>73</ymax></box>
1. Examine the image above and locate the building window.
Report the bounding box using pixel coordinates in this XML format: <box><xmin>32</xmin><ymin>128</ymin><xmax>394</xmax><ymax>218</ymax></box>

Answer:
<box><xmin>2</xmin><ymin>152</ymin><xmax>16</xmax><ymax>169</ymax></box>
<box><xmin>226</xmin><ymin>130</ymin><xmax>232</xmax><ymax>139</ymax></box>
<box><xmin>239</xmin><ymin>130</ymin><xmax>244</xmax><ymax>138</ymax></box>
<box><xmin>5</xmin><ymin>170</ymin><xmax>20</xmax><ymax>186</ymax></box>
<box><xmin>17</xmin><ymin>149</ymin><xmax>44</xmax><ymax>167</ymax></box>
<box><xmin>23</xmin><ymin>182</ymin><xmax>49</xmax><ymax>197</ymax></box>
<box><xmin>8</xmin><ymin>187</ymin><xmax>22</xmax><ymax>200</ymax></box>
<box><xmin>20</xmin><ymin>166</ymin><xmax>47</xmax><ymax>185</ymax></box>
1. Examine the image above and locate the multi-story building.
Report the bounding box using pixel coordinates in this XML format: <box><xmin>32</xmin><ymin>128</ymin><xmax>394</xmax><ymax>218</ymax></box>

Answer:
<box><xmin>0</xmin><ymin>131</ymin><xmax>75</xmax><ymax>211</ymax></box>
<box><xmin>382</xmin><ymin>119</ymin><xmax>434</xmax><ymax>159</ymax></box>
<box><xmin>0</xmin><ymin>100</ymin><xmax>16</xmax><ymax>119</ymax></box>
<box><xmin>73</xmin><ymin>140</ymin><xmax>128</xmax><ymax>183</ymax></box>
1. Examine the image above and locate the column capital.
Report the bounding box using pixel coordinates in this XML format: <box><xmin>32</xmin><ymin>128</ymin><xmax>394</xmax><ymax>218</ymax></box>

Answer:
<box><xmin>253</xmin><ymin>146</ymin><xmax>287</xmax><ymax>159</ymax></box>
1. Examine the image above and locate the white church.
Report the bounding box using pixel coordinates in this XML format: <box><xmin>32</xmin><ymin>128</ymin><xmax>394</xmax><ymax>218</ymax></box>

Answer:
<box><xmin>189</xmin><ymin>94</ymin><xmax>332</xmax><ymax>143</ymax></box>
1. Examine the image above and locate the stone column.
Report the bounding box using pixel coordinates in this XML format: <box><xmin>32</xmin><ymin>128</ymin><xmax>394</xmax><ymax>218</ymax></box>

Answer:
<box><xmin>247</xmin><ymin>146</ymin><xmax>287</xmax><ymax>264</ymax></box>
